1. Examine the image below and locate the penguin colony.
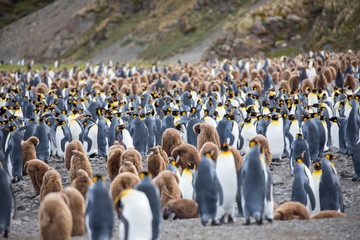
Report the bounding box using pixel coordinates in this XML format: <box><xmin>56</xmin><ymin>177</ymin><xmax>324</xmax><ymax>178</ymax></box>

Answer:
<box><xmin>1</xmin><ymin>50</ymin><xmax>360</xmax><ymax>238</ymax></box>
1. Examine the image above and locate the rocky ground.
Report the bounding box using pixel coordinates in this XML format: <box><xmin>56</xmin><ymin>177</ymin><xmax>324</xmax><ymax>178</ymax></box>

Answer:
<box><xmin>6</xmin><ymin>146</ymin><xmax>360</xmax><ymax>240</ymax></box>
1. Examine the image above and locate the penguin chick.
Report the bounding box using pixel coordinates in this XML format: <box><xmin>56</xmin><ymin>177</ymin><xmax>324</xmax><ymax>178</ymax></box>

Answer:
<box><xmin>279</xmin><ymin>80</ymin><xmax>291</xmax><ymax>92</ymax></box>
<box><xmin>274</xmin><ymin>201</ymin><xmax>310</xmax><ymax>220</ymax></box>
<box><xmin>301</xmin><ymin>79</ymin><xmax>314</xmax><ymax>92</ymax></box>
<box><xmin>310</xmin><ymin>210</ymin><xmax>346</xmax><ymax>219</ymax></box>
<box><xmin>156</xmin><ymin>146</ymin><xmax>169</xmax><ymax>165</ymax></box>
<box><xmin>289</xmin><ymin>75</ymin><xmax>299</xmax><ymax>92</ymax></box>
<box><xmin>115</xmin><ymin>189</ymin><xmax>153</xmax><ymax>240</ymax></box>
<box><xmin>21</xmin><ymin>136</ymin><xmax>39</xmax><ymax>175</ymax></box>
<box><xmin>64</xmin><ymin>140</ymin><xmax>86</xmax><ymax>171</ymax></box>
<box><xmin>24</xmin><ymin>159</ymin><xmax>51</xmax><ymax>194</ymax></box>
<box><xmin>193</xmin><ymin>123</ymin><xmax>221</xmax><ymax>151</ymax></box>
<box><xmin>344</xmin><ymin>74</ymin><xmax>355</xmax><ymax>91</ymax></box>
<box><xmin>229</xmin><ymin>146</ymin><xmax>243</xmax><ymax>173</ymax></box>
<box><xmin>107</xmin><ymin>148</ymin><xmax>123</xmax><ymax>181</ymax></box>
<box><xmin>147</xmin><ymin>147</ymin><xmax>166</xmax><ymax>178</ymax></box>
<box><xmin>163</xmin><ymin>199</ymin><xmax>199</xmax><ymax>219</ymax></box>
<box><xmin>69</xmin><ymin>150</ymin><xmax>92</xmax><ymax>182</ymax></box>
<box><xmin>120</xmin><ymin>148</ymin><xmax>143</xmax><ymax>172</ymax></box>
<box><xmin>39</xmin><ymin>192</ymin><xmax>72</xmax><ymax>240</ymax></box>
<box><xmin>171</xmin><ymin>143</ymin><xmax>200</xmax><ymax>170</ymax></box>
<box><xmin>199</xmin><ymin>142</ymin><xmax>219</xmax><ymax>162</ymax></box>
<box><xmin>250</xmin><ymin>135</ymin><xmax>271</xmax><ymax>166</ymax></box>
<box><xmin>71</xmin><ymin>169</ymin><xmax>92</xmax><ymax>200</ymax></box>
<box><xmin>40</xmin><ymin>169</ymin><xmax>63</xmax><ymax>202</ymax></box>
<box><xmin>62</xmin><ymin>187</ymin><xmax>86</xmax><ymax>236</ymax></box>
<box><xmin>110</xmin><ymin>172</ymin><xmax>140</xmax><ymax>207</ymax></box>
<box><xmin>108</xmin><ymin>141</ymin><xmax>125</xmax><ymax>154</ymax></box>
<box><xmin>152</xmin><ymin>170</ymin><xmax>181</xmax><ymax>209</ymax></box>
<box><xmin>119</xmin><ymin>160</ymin><xmax>138</xmax><ymax>176</ymax></box>
<box><xmin>161</xmin><ymin>128</ymin><xmax>183</xmax><ymax>157</ymax></box>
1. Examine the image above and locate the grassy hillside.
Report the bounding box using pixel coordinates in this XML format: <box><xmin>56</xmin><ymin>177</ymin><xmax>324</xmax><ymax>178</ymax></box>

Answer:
<box><xmin>0</xmin><ymin>0</ymin><xmax>55</xmax><ymax>29</ymax></box>
<box><xmin>204</xmin><ymin>0</ymin><xmax>360</xmax><ymax>59</ymax></box>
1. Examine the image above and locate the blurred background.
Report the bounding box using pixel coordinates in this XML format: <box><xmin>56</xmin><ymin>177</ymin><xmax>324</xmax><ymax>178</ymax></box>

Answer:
<box><xmin>0</xmin><ymin>0</ymin><xmax>359</xmax><ymax>65</ymax></box>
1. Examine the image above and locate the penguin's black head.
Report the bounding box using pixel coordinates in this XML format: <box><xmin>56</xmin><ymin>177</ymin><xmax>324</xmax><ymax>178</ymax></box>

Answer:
<box><xmin>314</xmin><ymin>161</ymin><xmax>321</xmax><ymax>171</ymax></box>
<box><xmin>139</xmin><ymin>171</ymin><xmax>152</xmax><ymax>179</ymax></box>
<box><xmin>287</xmin><ymin>114</ymin><xmax>295</xmax><ymax>120</ymax></box>
<box><xmin>296</xmin><ymin>133</ymin><xmax>303</xmax><ymax>138</ymax></box>
<box><xmin>186</xmin><ymin>162</ymin><xmax>196</xmax><ymax>170</ymax></box>
<box><xmin>220</xmin><ymin>142</ymin><xmax>229</xmax><ymax>151</ymax></box>
<box><xmin>175</xmin><ymin>123</ymin><xmax>183</xmax><ymax>132</ymax></box>
<box><xmin>92</xmin><ymin>174</ymin><xmax>105</xmax><ymax>182</ymax></box>
<box><xmin>329</xmin><ymin>117</ymin><xmax>337</xmax><ymax>123</ymax></box>
<box><xmin>325</xmin><ymin>154</ymin><xmax>337</xmax><ymax>161</ymax></box>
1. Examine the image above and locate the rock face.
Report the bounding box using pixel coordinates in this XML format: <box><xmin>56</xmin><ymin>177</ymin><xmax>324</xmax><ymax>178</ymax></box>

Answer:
<box><xmin>0</xmin><ymin>0</ymin><xmax>96</xmax><ymax>62</ymax></box>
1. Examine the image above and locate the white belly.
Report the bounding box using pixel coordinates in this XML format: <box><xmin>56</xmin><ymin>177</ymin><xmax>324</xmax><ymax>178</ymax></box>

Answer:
<box><xmin>267</xmin><ymin>123</ymin><xmax>284</xmax><ymax>159</ymax></box>
<box><xmin>330</xmin><ymin>124</ymin><xmax>339</xmax><ymax>149</ymax></box>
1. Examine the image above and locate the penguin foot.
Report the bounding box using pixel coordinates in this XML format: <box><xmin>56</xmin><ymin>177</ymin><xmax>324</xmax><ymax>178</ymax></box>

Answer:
<box><xmin>256</xmin><ymin>218</ymin><xmax>263</xmax><ymax>225</ymax></box>
<box><xmin>266</xmin><ymin>217</ymin><xmax>273</xmax><ymax>223</ymax></box>
<box><xmin>219</xmin><ymin>216</ymin><xmax>225</xmax><ymax>224</ymax></box>
<box><xmin>352</xmin><ymin>175</ymin><xmax>359</xmax><ymax>181</ymax></box>
<box><xmin>201</xmin><ymin>220</ymin><xmax>207</xmax><ymax>226</ymax></box>
<box><xmin>228</xmin><ymin>215</ymin><xmax>234</xmax><ymax>223</ymax></box>
<box><xmin>244</xmin><ymin>219</ymin><xmax>251</xmax><ymax>225</ymax></box>
<box><xmin>90</xmin><ymin>153</ymin><xmax>97</xmax><ymax>158</ymax></box>
<box><xmin>211</xmin><ymin>220</ymin><xmax>220</xmax><ymax>226</ymax></box>
<box><xmin>3</xmin><ymin>229</ymin><xmax>8</xmax><ymax>238</ymax></box>
<box><xmin>272</xmin><ymin>158</ymin><xmax>280</xmax><ymax>163</ymax></box>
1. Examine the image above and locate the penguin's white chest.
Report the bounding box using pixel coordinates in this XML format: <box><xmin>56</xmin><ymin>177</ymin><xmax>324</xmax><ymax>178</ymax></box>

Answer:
<box><xmin>330</xmin><ymin>123</ymin><xmax>339</xmax><ymax>149</ymax></box>
<box><xmin>240</xmin><ymin>123</ymin><xmax>257</xmax><ymax>155</ymax></box>
<box><xmin>122</xmin><ymin>129</ymin><xmax>133</xmax><ymax>149</ymax></box>
<box><xmin>312</xmin><ymin>172</ymin><xmax>322</xmax><ymax>215</ymax></box>
<box><xmin>179</xmin><ymin>171</ymin><xmax>194</xmax><ymax>200</ymax></box>
<box><xmin>119</xmin><ymin>199</ymin><xmax>152</xmax><ymax>240</ymax></box>
<box><xmin>69</xmin><ymin>120</ymin><xmax>82</xmax><ymax>141</ymax></box>
<box><xmin>55</xmin><ymin>126</ymin><xmax>66</xmax><ymax>157</ymax></box>
<box><xmin>267</xmin><ymin>121</ymin><xmax>284</xmax><ymax>159</ymax></box>
<box><xmin>216</xmin><ymin>152</ymin><xmax>237</xmax><ymax>216</ymax></box>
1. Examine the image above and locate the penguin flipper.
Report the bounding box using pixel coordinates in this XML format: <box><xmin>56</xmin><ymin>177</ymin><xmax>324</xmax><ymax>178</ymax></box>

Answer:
<box><xmin>60</xmin><ymin>136</ymin><xmax>70</xmax><ymax>152</ymax></box>
<box><xmin>336</xmin><ymin>182</ymin><xmax>344</xmax><ymax>213</ymax></box>
<box><xmin>304</xmin><ymin>182</ymin><xmax>316</xmax><ymax>211</ymax></box>
<box><xmin>285</xmin><ymin>130</ymin><xmax>293</xmax><ymax>144</ymax></box>
<box><xmin>228</xmin><ymin>131</ymin><xmax>235</xmax><ymax>146</ymax></box>
<box><xmin>266</xmin><ymin>168</ymin><xmax>273</xmax><ymax>201</ymax></box>
<box><xmin>10</xmin><ymin>184</ymin><xmax>16</xmax><ymax>219</ymax></box>
<box><xmin>84</xmin><ymin>136</ymin><xmax>93</xmax><ymax>152</ymax></box>
<box><xmin>118</xmin><ymin>213</ymin><xmax>129</xmax><ymax>240</ymax></box>
<box><xmin>48</xmin><ymin>129</ymin><xmax>57</xmax><ymax>147</ymax></box>
<box><xmin>238</xmin><ymin>135</ymin><xmax>244</xmax><ymax>150</ymax></box>
<box><xmin>236</xmin><ymin>171</ymin><xmax>243</xmax><ymax>217</ymax></box>
<box><xmin>214</xmin><ymin>175</ymin><xmax>223</xmax><ymax>205</ymax></box>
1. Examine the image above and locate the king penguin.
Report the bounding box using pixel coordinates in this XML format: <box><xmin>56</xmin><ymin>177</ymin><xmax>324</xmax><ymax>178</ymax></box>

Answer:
<box><xmin>0</xmin><ymin>161</ymin><xmax>15</xmax><ymax>238</ymax></box>
<box><xmin>319</xmin><ymin>156</ymin><xmax>344</xmax><ymax>212</ymax></box>
<box><xmin>179</xmin><ymin>162</ymin><xmax>196</xmax><ymax>200</ymax></box>
<box><xmin>352</xmin><ymin>141</ymin><xmax>360</xmax><ymax>181</ymax></box>
<box><xmin>86</xmin><ymin>175</ymin><xmax>114</xmax><ymax>240</ymax></box>
<box><xmin>290</xmin><ymin>133</ymin><xmax>311</xmax><ymax>174</ymax></box>
<box><xmin>266</xmin><ymin>114</ymin><xmax>284</xmax><ymax>161</ymax></box>
<box><xmin>194</xmin><ymin>151</ymin><xmax>223</xmax><ymax>226</ymax></box>
<box><xmin>135</xmin><ymin>172</ymin><xmax>162</xmax><ymax>240</ymax></box>
<box><xmin>311</xmin><ymin>160</ymin><xmax>322</xmax><ymax>214</ymax></box>
<box><xmin>238</xmin><ymin>140</ymin><xmax>273</xmax><ymax>224</ymax></box>
<box><xmin>291</xmin><ymin>156</ymin><xmax>316</xmax><ymax>214</ymax></box>
<box><xmin>4</xmin><ymin>125</ymin><xmax>23</xmax><ymax>182</ymax></box>
<box><xmin>115</xmin><ymin>189</ymin><xmax>153</xmax><ymax>240</ymax></box>
<box><xmin>215</xmin><ymin>143</ymin><xmax>237</xmax><ymax>223</ymax></box>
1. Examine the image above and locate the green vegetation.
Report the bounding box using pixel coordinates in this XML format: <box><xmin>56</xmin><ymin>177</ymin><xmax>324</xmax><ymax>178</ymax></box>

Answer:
<box><xmin>0</xmin><ymin>64</ymin><xmax>86</xmax><ymax>72</ymax></box>
<box><xmin>0</xmin><ymin>0</ymin><xmax>55</xmax><ymax>29</ymax></box>
<box><xmin>270</xmin><ymin>47</ymin><xmax>303</xmax><ymax>58</ymax></box>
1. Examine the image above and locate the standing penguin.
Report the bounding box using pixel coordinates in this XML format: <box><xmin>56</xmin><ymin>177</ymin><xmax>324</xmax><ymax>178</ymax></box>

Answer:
<box><xmin>312</xmin><ymin>161</ymin><xmax>322</xmax><ymax>214</ymax></box>
<box><xmin>35</xmin><ymin>118</ymin><xmax>54</xmax><ymax>162</ymax></box>
<box><xmin>291</xmin><ymin>157</ymin><xmax>316</xmax><ymax>214</ymax></box>
<box><xmin>115</xmin><ymin>189</ymin><xmax>153</xmax><ymax>240</ymax></box>
<box><xmin>5</xmin><ymin>125</ymin><xmax>23</xmax><ymax>182</ymax></box>
<box><xmin>319</xmin><ymin>156</ymin><xmax>344</xmax><ymax>212</ymax></box>
<box><xmin>301</xmin><ymin>115</ymin><xmax>319</xmax><ymax>162</ymax></box>
<box><xmin>179</xmin><ymin>162</ymin><xmax>196</xmax><ymax>200</ymax></box>
<box><xmin>290</xmin><ymin>133</ymin><xmax>311</xmax><ymax>174</ymax></box>
<box><xmin>266</xmin><ymin>115</ymin><xmax>284</xmax><ymax>161</ymax></box>
<box><xmin>194</xmin><ymin>151</ymin><xmax>223</xmax><ymax>226</ymax></box>
<box><xmin>54</xmin><ymin>119</ymin><xmax>72</xmax><ymax>159</ymax></box>
<box><xmin>238</xmin><ymin>140</ymin><xmax>273</xmax><ymax>224</ymax></box>
<box><xmin>86</xmin><ymin>175</ymin><xmax>114</xmax><ymax>240</ymax></box>
<box><xmin>352</xmin><ymin>141</ymin><xmax>360</xmax><ymax>181</ymax></box>
<box><xmin>135</xmin><ymin>172</ymin><xmax>162</xmax><ymax>240</ymax></box>
<box><xmin>0</xmin><ymin>162</ymin><xmax>15</xmax><ymax>238</ymax></box>
<box><xmin>130</xmin><ymin>115</ymin><xmax>148</xmax><ymax>155</ymax></box>
<box><xmin>215</xmin><ymin>143</ymin><xmax>237</xmax><ymax>223</ymax></box>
